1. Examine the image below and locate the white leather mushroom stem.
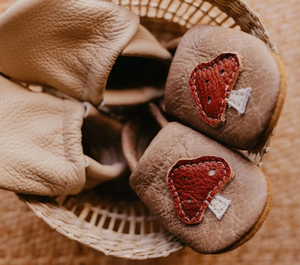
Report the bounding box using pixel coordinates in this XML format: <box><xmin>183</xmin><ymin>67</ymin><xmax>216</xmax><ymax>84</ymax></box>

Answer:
<box><xmin>228</xmin><ymin>87</ymin><xmax>252</xmax><ymax>114</ymax></box>
<box><xmin>208</xmin><ymin>194</ymin><xmax>231</xmax><ymax>220</ymax></box>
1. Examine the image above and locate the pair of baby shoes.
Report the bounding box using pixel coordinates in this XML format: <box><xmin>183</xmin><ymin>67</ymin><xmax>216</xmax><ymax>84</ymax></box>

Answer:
<box><xmin>0</xmin><ymin>0</ymin><xmax>286</xmax><ymax>255</ymax></box>
<box><xmin>123</xmin><ymin>25</ymin><xmax>286</xmax><ymax>253</ymax></box>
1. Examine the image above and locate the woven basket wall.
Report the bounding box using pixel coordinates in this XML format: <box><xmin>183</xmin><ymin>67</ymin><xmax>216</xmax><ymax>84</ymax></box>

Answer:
<box><xmin>0</xmin><ymin>0</ymin><xmax>294</xmax><ymax>262</ymax></box>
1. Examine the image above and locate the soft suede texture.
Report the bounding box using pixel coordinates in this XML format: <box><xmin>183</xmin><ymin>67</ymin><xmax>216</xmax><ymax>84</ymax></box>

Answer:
<box><xmin>0</xmin><ymin>0</ymin><xmax>139</xmax><ymax>106</ymax></box>
<box><xmin>165</xmin><ymin>25</ymin><xmax>281</xmax><ymax>150</ymax></box>
<box><xmin>130</xmin><ymin>122</ymin><xmax>270</xmax><ymax>253</ymax></box>
<box><xmin>0</xmin><ymin>75</ymin><xmax>86</xmax><ymax>196</ymax></box>
<box><xmin>0</xmin><ymin>75</ymin><xmax>128</xmax><ymax>195</ymax></box>
<box><xmin>0</xmin><ymin>0</ymin><xmax>172</xmax><ymax>107</ymax></box>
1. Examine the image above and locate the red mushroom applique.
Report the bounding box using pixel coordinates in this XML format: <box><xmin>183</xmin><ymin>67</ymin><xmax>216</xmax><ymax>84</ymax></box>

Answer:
<box><xmin>167</xmin><ymin>156</ymin><xmax>234</xmax><ymax>225</ymax></box>
<box><xmin>189</xmin><ymin>53</ymin><xmax>248</xmax><ymax>127</ymax></box>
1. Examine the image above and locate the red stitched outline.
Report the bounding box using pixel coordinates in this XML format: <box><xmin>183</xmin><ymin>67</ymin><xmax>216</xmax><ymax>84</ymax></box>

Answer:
<box><xmin>189</xmin><ymin>53</ymin><xmax>241</xmax><ymax>127</ymax></box>
<box><xmin>167</xmin><ymin>156</ymin><xmax>232</xmax><ymax>225</ymax></box>
<box><xmin>193</xmin><ymin>57</ymin><xmax>237</xmax><ymax>120</ymax></box>
<box><xmin>170</xmin><ymin>162</ymin><xmax>226</xmax><ymax>221</ymax></box>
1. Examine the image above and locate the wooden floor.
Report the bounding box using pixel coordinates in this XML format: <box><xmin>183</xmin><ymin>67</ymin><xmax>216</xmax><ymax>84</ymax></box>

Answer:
<box><xmin>0</xmin><ymin>0</ymin><xmax>299</xmax><ymax>264</ymax></box>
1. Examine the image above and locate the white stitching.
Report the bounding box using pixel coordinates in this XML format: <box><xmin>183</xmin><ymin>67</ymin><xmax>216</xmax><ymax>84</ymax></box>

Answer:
<box><xmin>192</xmin><ymin>56</ymin><xmax>238</xmax><ymax>122</ymax></box>
<box><xmin>169</xmin><ymin>160</ymin><xmax>227</xmax><ymax>222</ymax></box>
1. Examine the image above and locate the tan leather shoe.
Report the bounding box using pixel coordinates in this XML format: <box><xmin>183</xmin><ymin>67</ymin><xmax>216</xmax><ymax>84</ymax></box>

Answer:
<box><xmin>123</xmin><ymin>104</ymin><xmax>272</xmax><ymax>254</ymax></box>
<box><xmin>0</xmin><ymin>75</ymin><xmax>126</xmax><ymax>196</ymax></box>
<box><xmin>165</xmin><ymin>25</ymin><xmax>286</xmax><ymax>150</ymax></box>
<box><xmin>0</xmin><ymin>0</ymin><xmax>171</xmax><ymax>107</ymax></box>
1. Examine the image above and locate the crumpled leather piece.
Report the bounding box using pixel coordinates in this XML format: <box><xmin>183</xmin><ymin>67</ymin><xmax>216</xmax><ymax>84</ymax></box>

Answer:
<box><xmin>0</xmin><ymin>0</ymin><xmax>139</xmax><ymax>106</ymax></box>
<box><xmin>130</xmin><ymin>122</ymin><xmax>270</xmax><ymax>253</ymax></box>
<box><xmin>122</xmin><ymin>25</ymin><xmax>172</xmax><ymax>62</ymax></box>
<box><xmin>0</xmin><ymin>75</ymin><xmax>86</xmax><ymax>196</ymax></box>
<box><xmin>165</xmin><ymin>25</ymin><xmax>282</xmax><ymax>150</ymax></box>
<box><xmin>189</xmin><ymin>53</ymin><xmax>243</xmax><ymax>127</ymax></box>
<box><xmin>168</xmin><ymin>156</ymin><xmax>234</xmax><ymax>225</ymax></box>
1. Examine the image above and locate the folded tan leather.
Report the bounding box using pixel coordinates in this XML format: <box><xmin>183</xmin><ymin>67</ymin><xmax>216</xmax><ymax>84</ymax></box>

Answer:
<box><xmin>165</xmin><ymin>25</ymin><xmax>286</xmax><ymax>150</ymax></box>
<box><xmin>82</xmin><ymin>102</ymin><xmax>127</xmax><ymax>189</ymax></box>
<box><xmin>124</xmin><ymin>110</ymin><xmax>272</xmax><ymax>253</ymax></box>
<box><xmin>0</xmin><ymin>0</ymin><xmax>171</xmax><ymax>107</ymax></box>
<box><xmin>122</xmin><ymin>104</ymin><xmax>163</xmax><ymax>172</ymax></box>
<box><xmin>0</xmin><ymin>75</ymin><xmax>126</xmax><ymax>196</ymax></box>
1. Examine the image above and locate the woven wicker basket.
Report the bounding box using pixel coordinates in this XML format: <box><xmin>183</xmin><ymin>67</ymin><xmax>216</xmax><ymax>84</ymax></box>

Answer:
<box><xmin>17</xmin><ymin>0</ymin><xmax>277</xmax><ymax>260</ymax></box>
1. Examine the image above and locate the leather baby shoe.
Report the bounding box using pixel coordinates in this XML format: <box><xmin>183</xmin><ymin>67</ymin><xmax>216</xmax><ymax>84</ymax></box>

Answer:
<box><xmin>0</xmin><ymin>75</ymin><xmax>126</xmax><ymax>196</ymax></box>
<box><xmin>165</xmin><ymin>25</ymin><xmax>286</xmax><ymax>150</ymax></box>
<box><xmin>0</xmin><ymin>0</ymin><xmax>171</xmax><ymax>107</ymax></box>
<box><xmin>122</xmin><ymin>104</ymin><xmax>272</xmax><ymax>254</ymax></box>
